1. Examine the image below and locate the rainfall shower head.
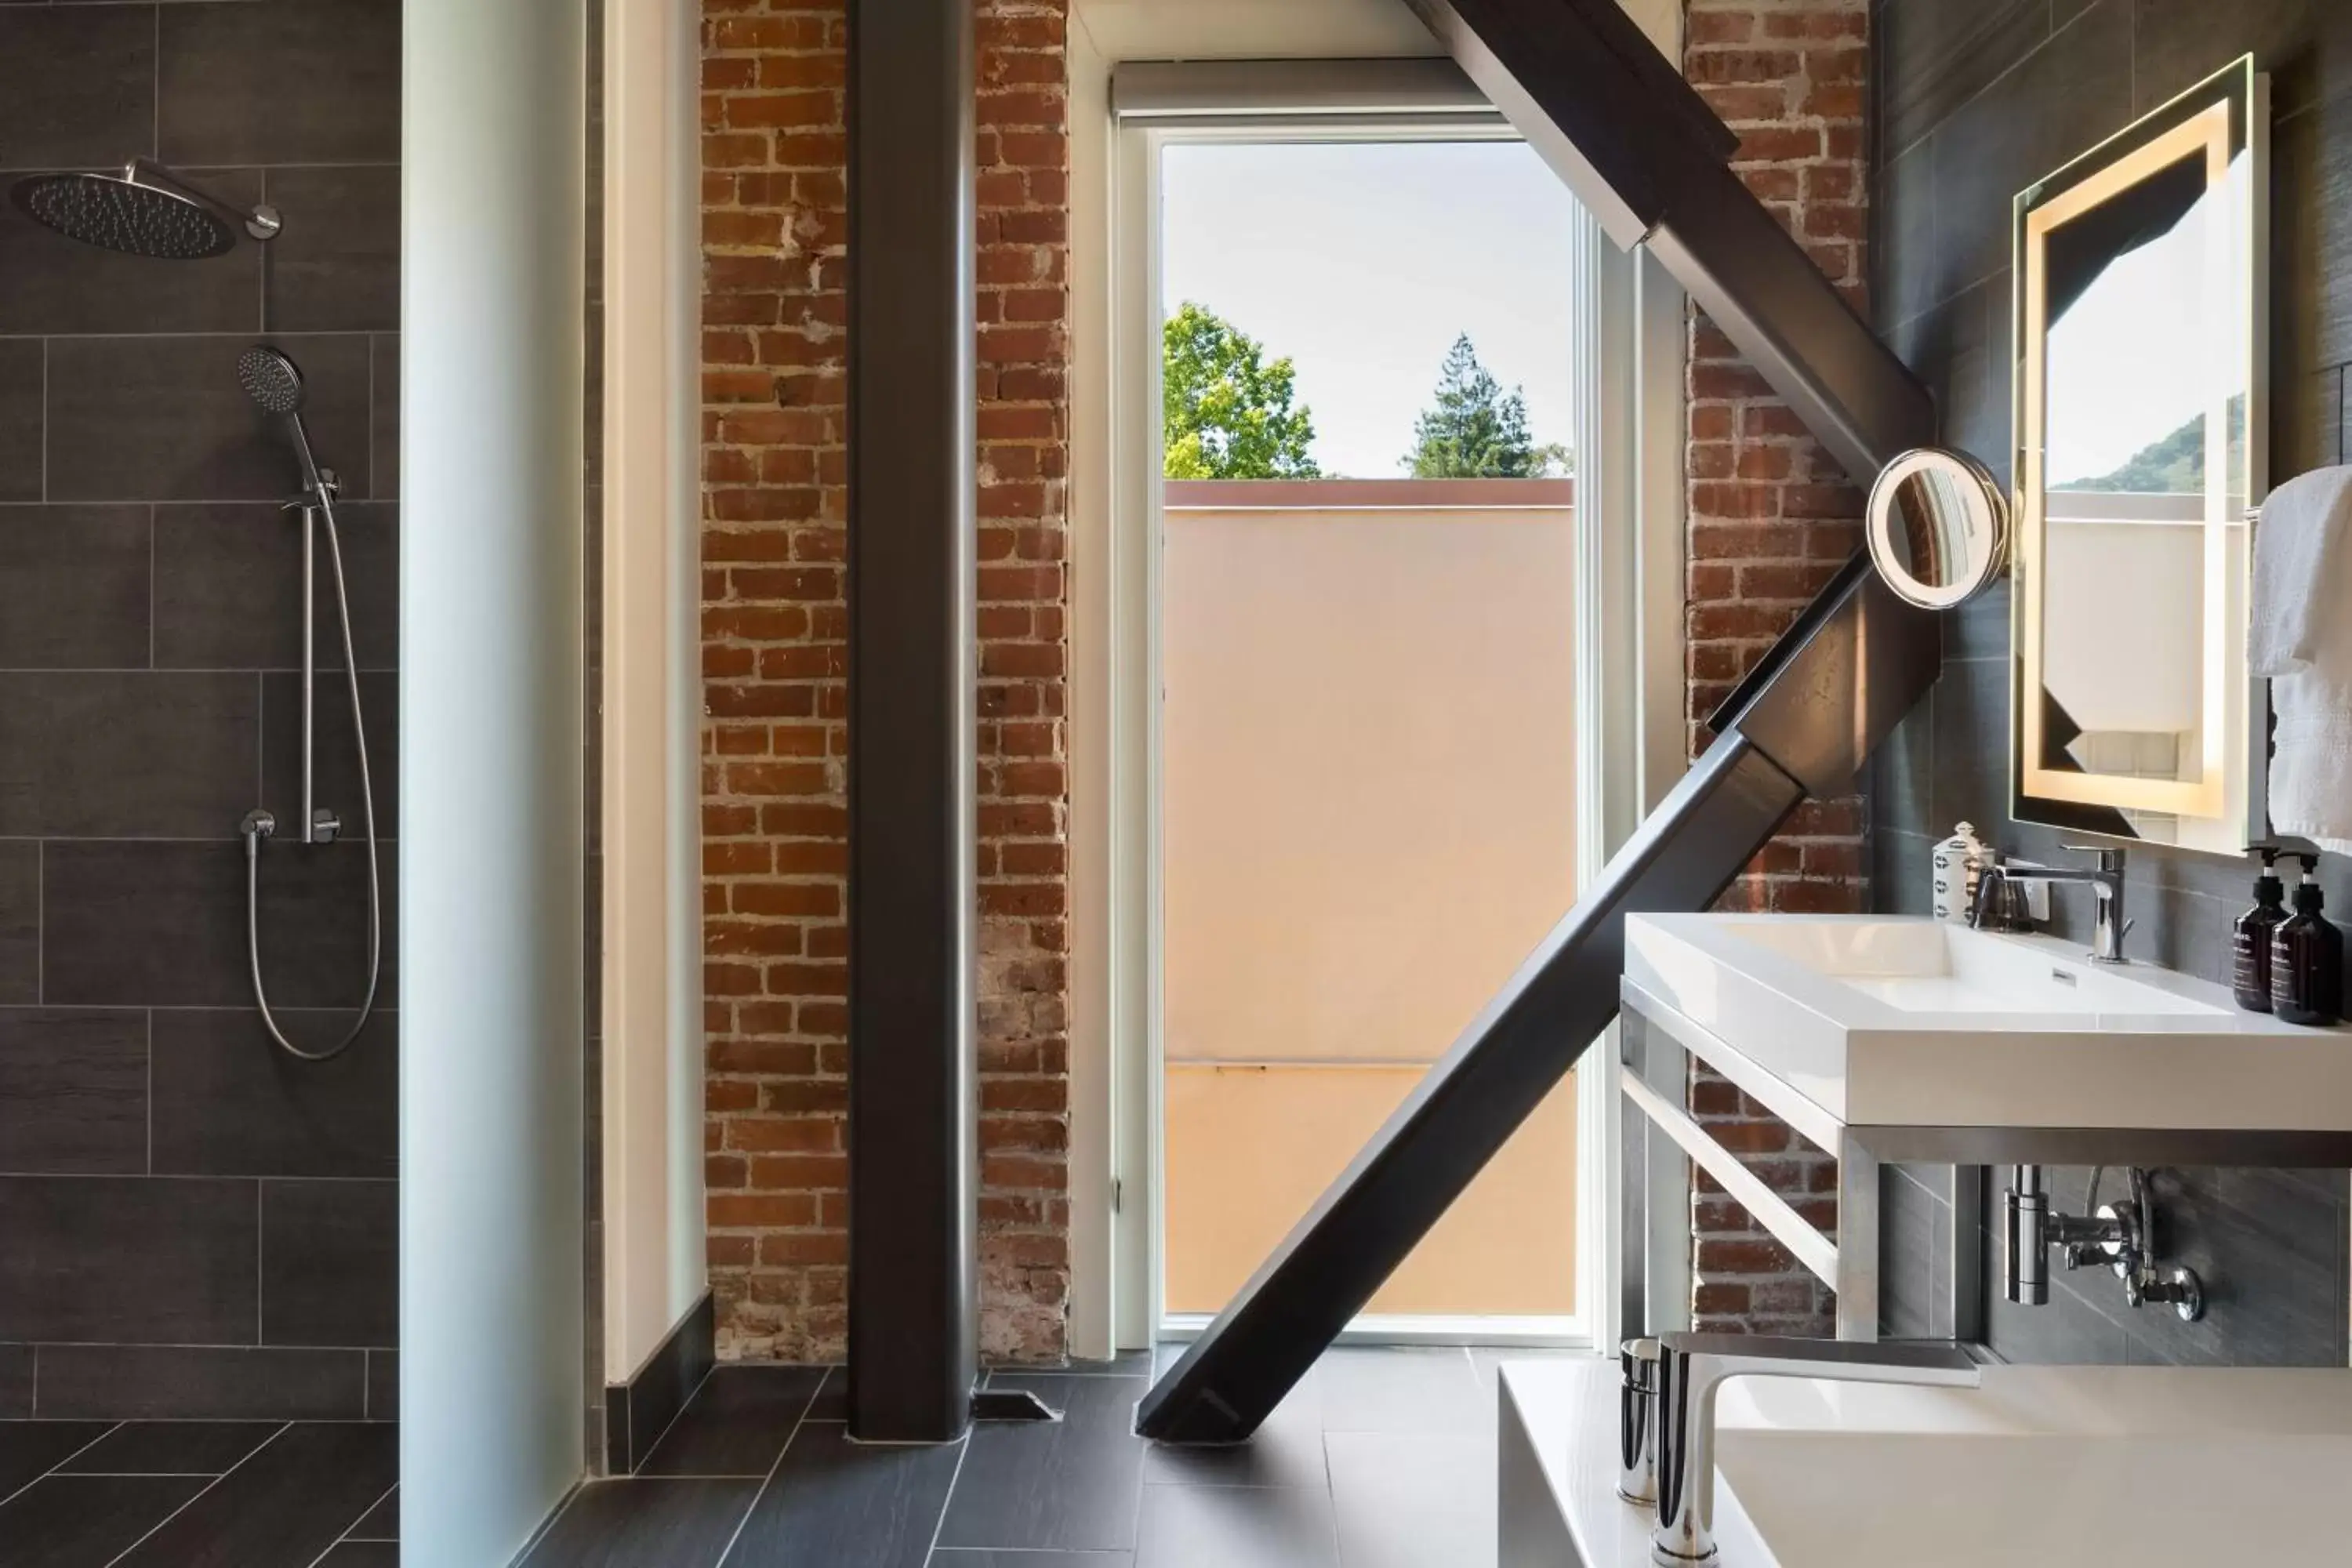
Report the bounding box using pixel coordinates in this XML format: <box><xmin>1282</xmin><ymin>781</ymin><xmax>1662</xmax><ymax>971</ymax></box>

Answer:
<box><xmin>9</xmin><ymin>159</ymin><xmax>280</xmax><ymax>260</ymax></box>
<box><xmin>238</xmin><ymin>346</ymin><xmax>307</xmax><ymax>416</ymax></box>
<box><xmin>238</xmin><ymin>346</ymin><xmax>328</xmax><ymax>495</ymax></box>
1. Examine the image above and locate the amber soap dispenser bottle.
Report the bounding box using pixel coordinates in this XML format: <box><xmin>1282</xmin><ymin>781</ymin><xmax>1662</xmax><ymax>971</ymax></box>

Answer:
<box><xmin>2234</xmin><ymin>848</ymin><xmax>2290</xmax><ymax>1012</ymax></box>
<box><xmin>2270</xmin><ymin>855</ymin><xmax>2343</xmax><ymax>1027</ymax></box>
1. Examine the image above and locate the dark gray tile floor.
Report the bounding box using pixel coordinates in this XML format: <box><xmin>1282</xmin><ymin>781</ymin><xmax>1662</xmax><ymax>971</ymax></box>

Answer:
<box><xmin>524</xmin><ymin>1344</ymin><xmax>1573</xmax><ymax>1568</ymax></box>
<box><xmin>0</xmin><ymin>1418</ymin><xmax>396</xmax><ymax>1568</ymax></box>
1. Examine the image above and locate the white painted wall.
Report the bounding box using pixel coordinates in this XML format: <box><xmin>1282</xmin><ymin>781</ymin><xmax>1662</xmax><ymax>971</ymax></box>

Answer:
<box><xmin>400</xmin><ymin>0</ymin><xmax>588</xmax><ymax>1558</ymax></box>
<box><xmin>601</xmin><ymin>0</ymin><xmax>710</xmax><ymax>1387</ymax></box>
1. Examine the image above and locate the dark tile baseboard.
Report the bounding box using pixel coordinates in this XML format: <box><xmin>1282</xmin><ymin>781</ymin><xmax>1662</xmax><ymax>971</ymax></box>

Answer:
<box><xmin>10</xmin><ymin>1341</ymin><xmax>375</xmax><ymax>1421</ymax></box>
<box><xmin>604</xmin><ymin>1289</ymin><xmax>715</xmax><ymax>1476</ymax></box>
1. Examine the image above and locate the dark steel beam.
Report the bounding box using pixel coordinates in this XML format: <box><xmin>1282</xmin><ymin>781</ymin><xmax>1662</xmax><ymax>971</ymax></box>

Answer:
<box><xmin>1710</xmin><ymin>554</ymin><xmax>1943</xmax><ymax>797</ymax></box>
<box><xmin>1140</xmin><ymin>736</ymin><xmax>1806</xmax><ymax>1443</ymax></box>
<box><xmin>1138</xmin><ymin>562</ymin><xmax>1942</xmax><ymax>1444</ymax></box>
<box><xmin>844</xmin><ymin>0</ymin><xmax>978</xmax><ymax>1444</ymax></box>
<box><xmin>1408</xmin><ymin>0</ymin><xmax>1937</xmax><ymax>479</ymax></box>
<box><xmin>1404</xmin><ymin>0</ymin><xmax>1732</xmax><ymax>241</ymax></box>
<box><xmin>1137</xmin><ymin>0</ymin><xmax>1955</xmax><ymax>1450</ymax></box>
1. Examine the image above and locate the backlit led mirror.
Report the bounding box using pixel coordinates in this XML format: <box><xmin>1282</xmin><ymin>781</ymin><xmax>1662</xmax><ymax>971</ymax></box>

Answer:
<box><xmin>2013</xmin><ymin>56</ymin><xmax>2267</xmax><ymax>855</ymax></box>
<box><xmin>1866</xmin><ymin>447</ymin><xmax>2008</xmax><ymax>609</ymax></box>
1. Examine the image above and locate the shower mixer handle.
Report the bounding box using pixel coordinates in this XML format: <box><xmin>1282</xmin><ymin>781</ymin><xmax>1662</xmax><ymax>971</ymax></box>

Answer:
<box><xmin>240</xmin><ymin>808</ymin><xmax>276</xmax><ymax>857</ymax></box>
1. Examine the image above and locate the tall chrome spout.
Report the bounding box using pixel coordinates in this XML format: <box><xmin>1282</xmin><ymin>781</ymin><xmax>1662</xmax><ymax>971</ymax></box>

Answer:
<box><xmin>1650</xmin><ymin>1334</ymin><xmax>1980</xmax><ymax>1566</ymax></box>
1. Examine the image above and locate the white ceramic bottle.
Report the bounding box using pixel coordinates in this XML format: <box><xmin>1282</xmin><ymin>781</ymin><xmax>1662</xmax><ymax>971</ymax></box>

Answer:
<box><xmin>1931</xmin><ymin>822</ymin><xmax>1990</xmax><ymax>924</ymax></box>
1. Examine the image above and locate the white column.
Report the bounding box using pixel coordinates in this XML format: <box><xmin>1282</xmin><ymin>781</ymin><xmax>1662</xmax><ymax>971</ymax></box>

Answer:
<box><xmin>400</xmin><ymin>0</ymin><xmax>587</xmax><ymax>1558</ymax></box>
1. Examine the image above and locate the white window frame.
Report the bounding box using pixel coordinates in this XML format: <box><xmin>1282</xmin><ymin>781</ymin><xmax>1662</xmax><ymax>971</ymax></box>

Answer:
<box><xmin>1072</xmin><ymin>53</ymin><xmax>1686</xmax><ymax>1356</ymax></box>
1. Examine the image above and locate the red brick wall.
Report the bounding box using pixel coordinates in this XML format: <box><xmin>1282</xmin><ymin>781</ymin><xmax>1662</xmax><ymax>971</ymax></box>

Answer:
<box><xmin>1681</xmin><ymin>0</ymin><xmax>1869</xmax><ymax>1336</ymax></box>
<box><xmin>699</xmin><ymin>0</ymin><xmax>1073</xmax><ymax>1364</ymax></box>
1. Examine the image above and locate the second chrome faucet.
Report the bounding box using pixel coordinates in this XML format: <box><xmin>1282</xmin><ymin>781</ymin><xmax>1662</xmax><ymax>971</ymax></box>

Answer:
<box><xmin>1642</xmin><ymin>1333</ymin><xmax>1981</xmax><ymax>1565</ymax></box>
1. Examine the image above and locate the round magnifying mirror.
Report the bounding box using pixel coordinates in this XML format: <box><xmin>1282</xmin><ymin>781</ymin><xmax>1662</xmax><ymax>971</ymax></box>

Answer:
<box><xmin>1865</xmin><ymin>447</ymin><xmax>2009</xmax><ymax>608</ymax></box>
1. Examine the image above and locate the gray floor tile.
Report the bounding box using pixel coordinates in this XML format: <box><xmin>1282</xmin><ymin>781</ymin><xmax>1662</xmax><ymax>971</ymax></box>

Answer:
<box><xmin>720</xmin><ymin>1420</ymin><xmax>960</xmax><ymax>1568</ymax></box>
<box><xmin>348</xmin><ymin>1483</ymin><xmax>397</xmax><ymax>1541</ymax></box>
<box><xmin>0</xmin><ymin>1473</ymin><xmax>208</xmax><ymax>1567</ymax></box>
<box><xmin>638</xmin><ymin>1364</ymin><xmax>825</xmax><ymax>1478</ymax></box>
<box><xmin>1327</xmin><ymin>1432</ymin><xmax>1496</xmax><ymax>1568</ymax></box>
<box><xmin>931</xmin><ymin>1555</ymin><xmax>1133</xmax><ymax>1566</ymax></box>
<box><xmin>0</xmin><ymin>1422</ymin><xmax>114</xmax><ymax>1503</ymax></box>
<box><xmin>800</xmin><ymin>1364</ymin><xmax>846</xmax><ymax>1423</ymax></box>
<box><xmin>520</xmin><ymin>1479</ymin><xmax>761</xmax><ymax>1568</ymax></box>
<box><xmin>1317</xmin><ymin>1348</ymin><xmax>1485</xmax><ymax>1436</ymax></box>
<box><xmin>58</xmin><ymin>1421</ymin><xmax>281</xmax><ymax>1476</ymax></box>
<box><xmin>314</xmin><ymin>1546</ymin><xmax>399</xmax><ymax>1568</ymax></box>
<box><xmin>1017</xmin><ymin>1350</ymin><xmax>1152</xmax><ymax>1378</ymax></box>
<box><xmin>113</xmin><ymin>1421</ymin><xmax>397</xmax><ymax>1568</ymax></box>
<box><xmin>1136</xmin><ymin>1483</ymin><xmax>1338</xmax><ymax>1568</ymax></box>
<box><xmin>935</xmin><ymin>1374</ymin><xmax>1148</xmax><ymax>1552</ymax></box>
<box><xmin>1142</xmin><ymin>1365</ymin><xmax>1327</xmax><ymax>1490</ymax></box>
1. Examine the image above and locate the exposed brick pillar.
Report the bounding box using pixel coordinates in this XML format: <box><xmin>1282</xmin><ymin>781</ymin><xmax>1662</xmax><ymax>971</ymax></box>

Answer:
<box><xmin>971</xmin><ymin>0</ymin><xmax>1075</xmax><ymax>1363</ymax></box>
<box><xmin>699</xmin><ymin>0</ymin><xmax>1073</xmax><ymax>1365</ymax></box>
<box><xmin>1680</xmin><ymin>0</ymin><xmax>1869</xmax><ymax>1336</ymax></box>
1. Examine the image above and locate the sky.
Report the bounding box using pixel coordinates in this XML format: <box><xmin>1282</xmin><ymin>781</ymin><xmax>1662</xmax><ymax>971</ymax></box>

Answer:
<box><xmin>2043</xmin><ymin>181</ymin><xmax>2219</xmax><ymax>488</ymax></box>
<box><xmin>1160</xmin><ymin>140</ymin><xmax>1579</xmax><ymax>480</ymax></box>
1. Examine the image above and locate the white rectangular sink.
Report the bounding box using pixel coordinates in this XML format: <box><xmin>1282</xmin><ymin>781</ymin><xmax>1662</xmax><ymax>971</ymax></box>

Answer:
<box><xmin>1724</xmin><ymin>917</ymin><xmax>2223</xmax><ymax>1015</ymax></box>
<box><xmin>1623</xmin><ymin>914</ymin><xmax>2352</xmax><ymax>1132</ymax></box>
<box><xmin>1500</xmin><ymin>1359</ymin><xmax>2352</xmax><ymax>1568</ymax></box>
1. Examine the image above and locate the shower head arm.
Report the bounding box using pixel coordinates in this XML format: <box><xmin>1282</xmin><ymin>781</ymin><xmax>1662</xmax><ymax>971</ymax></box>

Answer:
<box><xmin>282</xmin><ymin>412</ymin><xmax>332</xmax><ymax>500</ymax></box>
<box><xmin>124</xmin><ymin>157</ymin><xmax>281</xmax><ymax>241</ymax></box>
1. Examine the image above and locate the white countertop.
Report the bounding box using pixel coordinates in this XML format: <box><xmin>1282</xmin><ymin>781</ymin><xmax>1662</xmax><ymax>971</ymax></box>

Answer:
<box><xmin>1623</xmin><ymin>913</ymin><xmax>2352</xmax><ymax>1133</ymax></box>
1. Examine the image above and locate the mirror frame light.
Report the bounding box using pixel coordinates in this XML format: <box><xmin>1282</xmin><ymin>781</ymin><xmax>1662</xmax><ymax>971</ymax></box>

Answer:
<box><xmin>1865</xmin><ymin>446</ymin><xmax>2009</xmax><ymax>609</ymax></box>
<box><xmin>2010</xmin><ymin>54</ymin><xmax>2269</xmax><ymax>851</ymax></box>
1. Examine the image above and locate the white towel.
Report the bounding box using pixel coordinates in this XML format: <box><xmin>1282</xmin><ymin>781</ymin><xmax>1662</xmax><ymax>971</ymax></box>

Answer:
<box><xmin>2251</xmin><ymin>466</ymin><xmax>2352</xmax><ymax>854</ymax></box>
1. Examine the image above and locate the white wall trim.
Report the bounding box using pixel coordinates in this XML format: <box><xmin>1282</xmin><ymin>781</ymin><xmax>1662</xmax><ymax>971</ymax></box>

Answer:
<box><xmin>599</xmin><ymin>0</ymin><xmax>707</xmax><ymax>1385</ymax></box>
<box><xmin>1065</xmin><ymin>6</ymin><xmax>1116</xmax><ymax>1363</ymax></box>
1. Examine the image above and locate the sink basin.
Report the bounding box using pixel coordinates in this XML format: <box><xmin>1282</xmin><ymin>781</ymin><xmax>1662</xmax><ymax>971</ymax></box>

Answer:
<box><xmin>1623</xmin><ymin>914</ymin><xmax>2352</xmax><ymax>1132</ymax></box>
<box><xmin>1711</xmin><ymin>1367</ymin><xmax>2352</xmax><ymax>1566</ymax></box>
<box><xmin>1719</xmin><ymin>1429</ymin><xmax>2347</xmax><ymax>1565</ymax></box>
<box><xmin>1720</xmin><ymin>918</ymin><xmax>2225</xmax><ymax>1017</ymax></box>
<box><xmin>1499</xmin><ymin>1359</ymin><xmax>2352</xmax><ymax>1568</ymax></box>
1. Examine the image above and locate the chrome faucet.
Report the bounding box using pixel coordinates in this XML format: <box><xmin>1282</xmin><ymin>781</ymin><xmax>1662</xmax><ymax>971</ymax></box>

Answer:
<box><xmin>1650</xmin><ymin>1334</ymin><xmax>1980</xmax><ymax>1566</ymax></box>
<box><xmin>1971</xmin><ymin>844</ymin><xmax>2130</xmax><ymax>964</ymax></box>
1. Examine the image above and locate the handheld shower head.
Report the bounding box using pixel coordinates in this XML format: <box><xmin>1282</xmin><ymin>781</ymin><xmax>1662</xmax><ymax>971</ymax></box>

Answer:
<box><xmin>238</xmin><ymin>346</ymin><xmax>307</xmax><ymax>416</ymax></box>
<box><xmin>9</xmin><ymin>159</ymin><xmax>280</xmax><ymax>260</ymax></box>
<box><xmin>238</xmin><ymin>346</ymin><xmax>328</xmax><ymax>494</ymax></box>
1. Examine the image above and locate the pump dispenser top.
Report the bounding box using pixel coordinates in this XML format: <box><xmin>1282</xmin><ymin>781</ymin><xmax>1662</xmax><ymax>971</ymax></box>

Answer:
<box><xmin>2234</xmin><ymin>847</ymin><xmax>2291</xmax><ymax>1011</ymax></box>
<box><xmin>2270</xmin><ymin>854</ymin><xmax>2343</xmax><ymax>1027</ymax></box>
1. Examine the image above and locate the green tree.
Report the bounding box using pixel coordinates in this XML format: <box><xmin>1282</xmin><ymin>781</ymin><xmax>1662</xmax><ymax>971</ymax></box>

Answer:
<box><xmin>1161</xmin><ymin>302</ymin><xmax>1320</xmax><ymax>479</ymax></box>
<box><xmin>1403</xmin><ymin>333</ymin><xmax>1569</xmax><ymax>478</ymax></box>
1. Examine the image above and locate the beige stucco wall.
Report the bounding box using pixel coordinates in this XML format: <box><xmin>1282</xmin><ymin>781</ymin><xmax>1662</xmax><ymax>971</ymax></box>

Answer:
<box><xmin>1160</xmin><ymin>485</ymin><xmax>1578</xmax><ymax>1315</ymax></box>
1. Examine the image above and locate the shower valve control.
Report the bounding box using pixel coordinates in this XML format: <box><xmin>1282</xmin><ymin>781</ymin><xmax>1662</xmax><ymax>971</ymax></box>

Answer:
<box><xmin>310</xmin><ymin>808</ymin><xmax>341</xmax><ymax>846</ymax></box>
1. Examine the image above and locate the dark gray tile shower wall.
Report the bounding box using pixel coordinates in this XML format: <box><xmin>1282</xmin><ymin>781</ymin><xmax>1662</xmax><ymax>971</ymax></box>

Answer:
<box><xmin>0</xmin><ymin>0</ymin><xmax>399</xmax><ymax>1419</ymax></box>
<box><xmin>1869</xmin><ymin>0</ymin><xmax>2352</xmax><ymax>1367</ymax></box>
